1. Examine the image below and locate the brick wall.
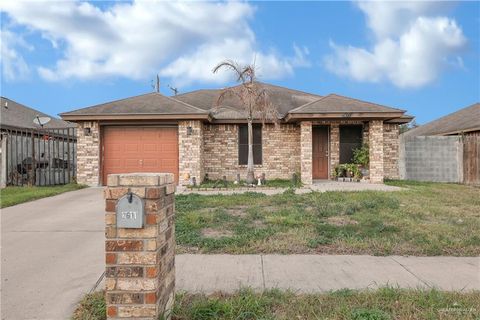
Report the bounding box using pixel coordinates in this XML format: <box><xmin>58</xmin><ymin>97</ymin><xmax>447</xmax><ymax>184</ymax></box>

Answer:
<box><xmin>203</xmin><ymin>123</ymin><xmax>300</xmax><ymax>181</ymax></box>
<box><xmin>105</xmin><ymin>173</ymin><xmax>176</xmax><ymax>320</ymax></box>
<box><xmin>383</xmin><ymin>123</ymin><xmax>399</xmax><ymax>179</ymax></box>
<box><xmin>300</xmin><ymin>121</ymin><xmax>312</xmax><ymax>184</ymax></box>
<box><xmin>369</xmin><ymin>120</ymin><xmax>384</xmax><ymax>183</ymax></box>
<box><xmin>76</xmin><ymin>121</ymin><xmax>100</xmax><ymax>186</ymax></box>
<box><xmin>178</xmin><ymin>121</ymin><xmax>204</xmax><ymax>186</ymax></box>
<box><xmin>329</xmin><ymin>124</ymin><xmax>340</xmax><ymax>173</ymax></box>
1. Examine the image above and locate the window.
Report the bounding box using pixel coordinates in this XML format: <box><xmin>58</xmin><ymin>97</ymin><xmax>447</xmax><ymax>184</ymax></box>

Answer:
<box><xmin>339</xmin><ymin>125</ymin><xmax>363</xmax><ymax>164</ymax></box>
<box><xmin>238</xmin><ymin>124</ymin><xmax>262</xmax><ymax>165</ymax></box>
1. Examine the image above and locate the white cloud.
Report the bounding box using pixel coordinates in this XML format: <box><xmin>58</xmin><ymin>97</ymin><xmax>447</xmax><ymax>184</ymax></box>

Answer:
<box><xmin>0</xmin><ymin>29</ymin><xmax>32</xmax><ymax>81</ymax></box>
<box><xmin>325</xmin><ymin>1</ymin><xmax>467</xmax><ymax>88</ymax></box>
<box><xmin>1</xmin><ymin>1</ymin><xmax>309</xmax><ymax>85</ymax></box>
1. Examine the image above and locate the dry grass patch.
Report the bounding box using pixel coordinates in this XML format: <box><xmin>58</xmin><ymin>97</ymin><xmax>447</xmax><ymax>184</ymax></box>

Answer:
<box><xmin>176</xmin><ymin>181</ymin><xmax>480</xmax><ymax>255</ymax></box>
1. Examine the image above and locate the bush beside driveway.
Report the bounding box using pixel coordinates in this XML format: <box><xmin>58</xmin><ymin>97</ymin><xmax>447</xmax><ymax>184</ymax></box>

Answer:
<box><xmin>176</xmin><ymin>181</ymin><xmax>480</xmax><ymax>256</ymax></box>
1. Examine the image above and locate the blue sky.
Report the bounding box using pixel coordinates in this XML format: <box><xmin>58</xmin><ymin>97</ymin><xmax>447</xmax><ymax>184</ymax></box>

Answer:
<box><xmin>1</xmin><ymin>1</ymin><xmax>479</xmax><ymax>124</ymax></box>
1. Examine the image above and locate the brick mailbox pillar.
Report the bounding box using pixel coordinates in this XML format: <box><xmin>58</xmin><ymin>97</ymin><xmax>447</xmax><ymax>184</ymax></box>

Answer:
<box><xmin>104</xmin><ymin>173</ymin><xmax>176</xmax><ymax>320</ymax></box>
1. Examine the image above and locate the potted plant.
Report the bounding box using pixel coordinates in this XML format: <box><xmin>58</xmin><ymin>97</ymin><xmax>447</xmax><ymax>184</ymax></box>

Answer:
<box><xmin>353</xmin><ymin>144</ymin><xmax>369</xmax><ymax>178</ymax></box>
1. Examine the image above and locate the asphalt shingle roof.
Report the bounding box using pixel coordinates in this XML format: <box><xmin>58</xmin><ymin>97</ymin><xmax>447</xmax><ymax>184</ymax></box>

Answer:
<box><xmin>289</xmin><ymin>94</ymin><xmax>405</xmax><ymax>114</ymax></box>
<box><xmin>1</xmin><ymin>97</ymin><xmax>74</xmax><ymax>130</ymax></box>
<box><xmin>404</xmin><ymin>102</ymin><xmax>480</xmax><ymax>136</ymax></box>
<box><xmin>61</xmin><ymin>92</ymin><xmax>208</xmax><ymax>116</ymax></box>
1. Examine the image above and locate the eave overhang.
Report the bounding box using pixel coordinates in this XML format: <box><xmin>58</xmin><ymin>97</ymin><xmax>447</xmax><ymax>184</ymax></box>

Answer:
<box><xmin>284</xmin><ymin>112</ymin><xmax>405</xmax><ymax>123</ymax></box>
<box><xmin>60</xmin><ymin>113</ymin><xmax>212</xmax><ymax>122</ymax></box>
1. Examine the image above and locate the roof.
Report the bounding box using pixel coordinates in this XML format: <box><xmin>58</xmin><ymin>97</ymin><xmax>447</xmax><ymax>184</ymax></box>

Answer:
<box><xmin>1</xmin><ymin>97</ymin><xmax>75</xmax><ymax>130</ymax></box>
<box><xmin>175</xmin><ymin>82</ymin><xmax>322</xmax><ymax>118</ymax></box>
<box><xmin>60</xmin><ymin>82</ymin><xmax>408</xmax><ymax>122</ymax></box>
<box><xmin>60</xmin><ymin>92</ymin><xmax>210</xmax><ymax>120</ymax></box>
<box><xmin>404</xmin><ymin>102</ymin><xmax>480</xmax><ymax>136</ymax></box>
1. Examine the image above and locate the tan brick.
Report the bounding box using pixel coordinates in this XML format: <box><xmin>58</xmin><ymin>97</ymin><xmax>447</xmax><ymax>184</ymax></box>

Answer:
<box><xmin>105</xmin><ymin>278</ymin><xmax>116</xmax><ymax>290</ymax></box>
<box><xmin>116</xmin><ymin>252</ymin><xmax>157</xmax><ymax>265</ymax></box>
<box><xmin>145</xmin><ymin>239</ymin><xmax>157</xmax><ymax>251</ymax></box>
<box><xmin>104</xmin><ymin>187</ymin><xmax>129</xmax><ymax>200</ymax></box>
<box><xmin>118</xmin><ymin>174</ymin><xmax>160</xmax><ymax>186</ymax></box>
<box><xmin>105</xmin><ymin>213</ymin><xmax>116</xmax><ymax>225</ymax></box>
<box><xmin>117</xmin><ymin>225</ymin><xmax>157</xmax><ymax>238</ymax></box>
<box><xmin>116</xmin><ymin>278</ymin><xmax>157</xmax><ymax>291</ymax></box>
<box><xmin>117</xmin><ymin>305</ymin><xmax>157</xmax><ymax>318</ymax></box>
<box><xmin>106</xmin><ymin>175</ymin><xmax>119</xmax><ymax>187</ymax></box>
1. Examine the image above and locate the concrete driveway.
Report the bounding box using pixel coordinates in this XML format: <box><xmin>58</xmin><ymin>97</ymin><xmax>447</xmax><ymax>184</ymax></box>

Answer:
<box><xmin>1</xmin><ymin>188</ymin><xmax>105</xmax><ymax>320</ymax></box>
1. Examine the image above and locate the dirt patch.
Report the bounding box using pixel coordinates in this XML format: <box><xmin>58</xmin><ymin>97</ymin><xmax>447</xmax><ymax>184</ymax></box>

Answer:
<box><xmin>201</xmin><ymin>228</ymin><xmax>234</xmax><ymax>239</ymax></box>
<box><xmin>326</xmin><ymin>216</ymin><xmax>359</xmax><ymax>226</ymax></box>
<box><xmin>226</xmin><ymin>206</ymin><xmax>248</xmax><ymax>217</ymax></box>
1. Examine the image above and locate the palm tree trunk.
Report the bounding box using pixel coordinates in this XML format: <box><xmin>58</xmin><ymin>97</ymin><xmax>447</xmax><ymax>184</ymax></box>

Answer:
<box><xmin>246</xmin><ymin>119</ymin><xmax>255</xmax><ymax>184</ymax></box>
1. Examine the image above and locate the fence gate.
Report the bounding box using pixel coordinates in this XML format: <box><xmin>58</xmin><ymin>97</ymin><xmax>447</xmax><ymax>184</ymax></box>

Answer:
<box><xmin>464</xmin><ymin>135</ymin><xmax>480</xmax><ymax>185</ymax></box>
<box><xmin>3</xmin><ymin>127</ymin><xmax>77</xmax><ymax>186</ymax></box>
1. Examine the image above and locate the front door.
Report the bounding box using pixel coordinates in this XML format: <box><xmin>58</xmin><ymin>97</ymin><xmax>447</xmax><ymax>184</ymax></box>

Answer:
<box><xmin>312</xmin><ymin>126</ymin><xmax>329</xmax><ymax>179</ymax></box>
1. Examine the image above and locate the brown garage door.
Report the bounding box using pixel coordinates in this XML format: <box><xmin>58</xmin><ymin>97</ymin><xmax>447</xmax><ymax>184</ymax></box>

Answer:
<box><xmin>102</xmin><ymin>127</ymin><xmax>178</xmax><ymax>185</ymax></box>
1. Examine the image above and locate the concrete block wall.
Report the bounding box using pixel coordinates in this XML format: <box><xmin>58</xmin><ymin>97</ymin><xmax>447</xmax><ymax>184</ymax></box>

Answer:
<box><xmin>104</xmin><ymin>173</ymin><xmax>176</xmax><ymax>320</ymax></box>
<box><xmin>399</xmin><ymin>135</ymin><xmax>463</xmax><ymax>182</ymax></box>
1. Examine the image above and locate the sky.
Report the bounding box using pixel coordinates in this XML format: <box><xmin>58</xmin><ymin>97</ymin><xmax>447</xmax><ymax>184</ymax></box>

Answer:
<box><xmin>1</xmin><ymin>1</ymin><xmax>479</xmax><ymax>124</ymax></box>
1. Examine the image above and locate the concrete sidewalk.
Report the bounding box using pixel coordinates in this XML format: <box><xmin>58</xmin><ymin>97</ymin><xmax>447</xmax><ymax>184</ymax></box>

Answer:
<box><xmin>179</xmin><ymin>181</ymin><xmax>402</xmax><ymax>195</ymax></box>
<box><xmin>176</xmin><ymin>254</ymin><xmax>480</xmax><ymax>293</ymax></box>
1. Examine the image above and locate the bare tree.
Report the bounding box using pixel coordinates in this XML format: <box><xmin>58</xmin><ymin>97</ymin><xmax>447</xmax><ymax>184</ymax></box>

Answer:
<box><xmin>213</xmin><ymin>60</ymin><xmax>278</xmax><ymax>184</ymax></box>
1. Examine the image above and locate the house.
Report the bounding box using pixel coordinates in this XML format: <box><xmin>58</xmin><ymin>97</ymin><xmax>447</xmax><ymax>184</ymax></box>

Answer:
<box><xmin>60</xmin><ymin>83</ymin><xmax>412</xmax><ymax>186</ymax></box>
<box><xmin>403</xmin><ymin>102</ymin><xmax>480</xmax><ymax>137</ymax></box>
<box><xmin>0</xmin><ymin>97</ymin><xmax>76</xmax><ymax>187</ymax></box>
<box><xmin>400</xmin><ymin>102</ymin><xmax>479</xmax><ymax>185</ymax></box>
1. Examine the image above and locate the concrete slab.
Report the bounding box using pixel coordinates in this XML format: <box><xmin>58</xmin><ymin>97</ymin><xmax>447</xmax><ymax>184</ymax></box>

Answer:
<box><xmin>262</xmin><ymin>255</ymin><xmax>422</xmax><ymax>293</ymax></box>
<box><xmin>1</xmin><ymin>187</ymin><xmax>105</xmax><ymax>320</ymax></box>
<box><xmin>391</xmin><ymin>256</ymin><xmax>480</xmax><ymax>291</ymax></box>
<box><xmin>176</xmin><ymin>254</ymin><xmax>263</xmax><ymax>293</ymax></box>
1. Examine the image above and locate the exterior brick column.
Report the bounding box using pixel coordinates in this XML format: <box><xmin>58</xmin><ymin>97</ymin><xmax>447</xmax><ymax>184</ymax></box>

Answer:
<box><xmin>76</xmin><ymin>121</ymin><xmax>100</xmax><ymax>186</ymax></box>
<box><xmin>329</xmin><ymin>124</ymin><xmax>340</xmax><ymax>177</ymax></box>
<box><xmin>105</xmin><ymin>173</ymin><xmax>176</xmax><ymax>320</ymax></box>
<box><xmin>369</xmin><ymin>120</ymin><xmax>384</xmax><ymax>183</ymax></box>
<box><xmin>300</xmin><ymin>121</ymin><xmax>312</xmax><ymax>185</ymax></box>
<box><xmin>178</xmin><ymin>120</ymin><xmax>204</xmax><ymax>186</ymax></box>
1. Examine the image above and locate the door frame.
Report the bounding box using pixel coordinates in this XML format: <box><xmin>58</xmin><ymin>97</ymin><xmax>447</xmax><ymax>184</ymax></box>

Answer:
<box><xmin>312</xmin><ymin>125</ymin><xmax>330</xmax><ymax>180</ymax></box>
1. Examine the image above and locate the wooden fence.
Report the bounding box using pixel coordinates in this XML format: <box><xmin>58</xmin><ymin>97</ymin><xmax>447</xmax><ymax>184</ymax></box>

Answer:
<box><xmin>463</xmin><ymin>135</ymin><xmax>480</xmax><ymax>185</ymax></box>
<box><xmin>1</xmin><ymin>127</ymin><xmax>76</xmax><ymax>186</ymax></box>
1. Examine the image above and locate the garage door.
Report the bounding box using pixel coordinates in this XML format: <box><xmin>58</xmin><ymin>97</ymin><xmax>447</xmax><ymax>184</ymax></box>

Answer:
<box><xmin>102</xmin><ymin>127</ymin><xmax>178</xmax><ymax>185</ymax></box>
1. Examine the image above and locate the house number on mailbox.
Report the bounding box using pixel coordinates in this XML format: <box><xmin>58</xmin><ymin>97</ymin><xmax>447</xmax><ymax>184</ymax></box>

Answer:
<box><xmin>116</xmin><ymin>192</ymin><xmax>145</xmax><ymax>228</ymax></box>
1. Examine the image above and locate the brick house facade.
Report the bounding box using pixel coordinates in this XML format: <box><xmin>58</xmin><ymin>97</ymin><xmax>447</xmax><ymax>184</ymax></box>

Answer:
<box><xmin>64</xmin><ymin>83</ymin><xmax>410</xmax><ymax>186</ymax></box>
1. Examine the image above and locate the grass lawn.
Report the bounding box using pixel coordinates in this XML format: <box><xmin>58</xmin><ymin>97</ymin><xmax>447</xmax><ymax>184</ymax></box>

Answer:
<box><xmin>0</xmin><ymin>183</ymin><xmax>87</xmax><ymax>208</ymax></box>
<box><xmin>176</xmin><ymin>180</ymin><xmax>480</xmax><ymax>256</ymax></box>
<box><xmin>73</xmin><ymin>288</ymin><xmax>480</xmax><ymax>320</ymax></box>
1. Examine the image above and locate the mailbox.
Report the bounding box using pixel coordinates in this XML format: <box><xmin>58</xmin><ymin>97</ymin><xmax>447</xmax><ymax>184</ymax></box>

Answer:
<box><xmin>116</xmin><ymin>192</ymin><xmax>145</xmax><ymax>228</ymax></box>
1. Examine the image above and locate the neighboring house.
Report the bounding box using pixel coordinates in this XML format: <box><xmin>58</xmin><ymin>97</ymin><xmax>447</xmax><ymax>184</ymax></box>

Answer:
<box><xmin>60</xmin><ymin>82</ymin><xmax>412</xmax><ymax>186</ymax></box>
<box><xmin>0</xmin><ymin>97</ymin><xmax>76</xmax><ymax>187</ymax></box>
<box><xmin>400</xmin><ymin>102</ymin><xmax>480</xmax><ymax>185</ymax></box>
<box><xmin>404</xmin><ymin>102</ymin><xmax>480</xmax><ymax>137</ymax></box>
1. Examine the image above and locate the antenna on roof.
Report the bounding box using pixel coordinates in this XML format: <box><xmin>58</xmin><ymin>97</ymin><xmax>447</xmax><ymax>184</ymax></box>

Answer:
<box><xmin>168</xmin><ymin>84</ymin><xmax>178</xmax><ymax>96</ymax></box>
<box><xmin>151</xmin><ymin>74</ymin><xmax>160</xmax><ymax>93</ymax></box>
